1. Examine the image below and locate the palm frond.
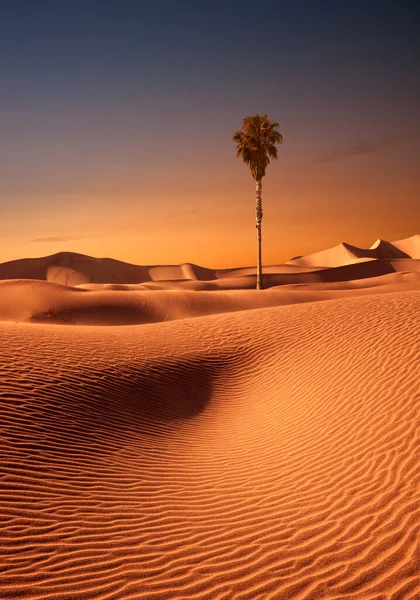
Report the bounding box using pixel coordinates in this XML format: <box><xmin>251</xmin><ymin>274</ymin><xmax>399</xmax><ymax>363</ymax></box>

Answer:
<box><xmin>233</xmin><ymin>114</ymin><xmax>283</xmax><ymax>180</ymax></box>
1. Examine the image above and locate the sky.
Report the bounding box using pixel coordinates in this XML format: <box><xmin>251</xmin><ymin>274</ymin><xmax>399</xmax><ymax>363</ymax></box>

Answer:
<box><xmin>0</xmin><ymin>0</ymin><xmax>419</xmax><ymax>267</ymax></box>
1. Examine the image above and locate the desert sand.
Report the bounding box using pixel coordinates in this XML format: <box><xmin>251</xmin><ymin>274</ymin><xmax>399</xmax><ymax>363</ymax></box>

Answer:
<box><xmin>0</xmin><ymin>235</ymin><xmax>419</xmax><ymax>599</ymax></box>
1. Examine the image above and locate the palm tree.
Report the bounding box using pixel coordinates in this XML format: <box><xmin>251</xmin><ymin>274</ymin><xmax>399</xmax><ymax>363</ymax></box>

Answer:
<box><xmin>233</xmin><ymin>114</ymin><xmax>283</xmax><ymax>290</ymax></box>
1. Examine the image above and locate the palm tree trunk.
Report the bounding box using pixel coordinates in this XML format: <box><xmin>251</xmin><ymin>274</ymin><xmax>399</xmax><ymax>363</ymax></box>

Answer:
<box><xmin>255</xmin><ymin>179</ymin><xmax>263</xmax><ymax>290</ymax></box>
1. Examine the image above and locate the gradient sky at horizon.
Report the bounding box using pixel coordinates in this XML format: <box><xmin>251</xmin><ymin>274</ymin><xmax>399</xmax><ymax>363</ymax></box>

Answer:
<box><xmin>0</xmin><ymin>0</ymin><xmax>419</xmax><ymax>267</ymax></box>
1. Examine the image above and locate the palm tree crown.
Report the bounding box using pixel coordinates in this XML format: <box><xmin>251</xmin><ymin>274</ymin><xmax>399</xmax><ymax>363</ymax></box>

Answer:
<box><xmin>233</xmin><ymin>114</ymin><xmax>283</xmax><ymax>181</ymax></box>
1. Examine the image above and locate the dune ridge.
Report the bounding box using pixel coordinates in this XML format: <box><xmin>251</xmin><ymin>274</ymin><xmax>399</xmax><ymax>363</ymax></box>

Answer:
<box><xmin>0</xmin><ymin>290</ymin><xmax>419</xmax><ymax>598</ymax></box>
<box><xmin>0</xmin><ymin>235</ymin><xmax>418</xmax><ymax>286</ymax></box>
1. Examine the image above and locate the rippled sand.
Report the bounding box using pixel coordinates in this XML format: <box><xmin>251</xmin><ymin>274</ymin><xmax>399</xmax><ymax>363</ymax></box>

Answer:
<box><xmin>1</xmin><ymin>286</ymin><xmax>419</xmax><ymax>599</ymax></box>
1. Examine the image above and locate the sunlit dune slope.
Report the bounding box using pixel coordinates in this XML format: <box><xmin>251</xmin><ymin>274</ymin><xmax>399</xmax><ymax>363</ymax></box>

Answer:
<box><xmin>387</xmin><ymin>234</ymin><xmax>420</xmax><ymax>258</ymax></box>
<box><xmin>0</xmin><ymin>290</ymin><xmax>419</xmax><ymax>599</ymax></box>
<box><xmin>0</xmin><ymin>273</ymin><xmax>419</xmax><ymax>325</ymax></box>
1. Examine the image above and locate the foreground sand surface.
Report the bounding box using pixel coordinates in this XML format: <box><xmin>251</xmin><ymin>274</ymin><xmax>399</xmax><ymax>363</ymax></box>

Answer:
<box><xmin>0</xmin><ymin>238</ymin><xmax>419</xmax><ymax>599</ymax></box>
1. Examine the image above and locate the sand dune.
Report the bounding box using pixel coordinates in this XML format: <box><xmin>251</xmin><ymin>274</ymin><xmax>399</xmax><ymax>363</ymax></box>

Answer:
<box><xmin>369</xmin><ymin>238</ymin><xmax>410</xmax><ymax>258</ymax></box>
<box><xmin>389</xmin><ymin>234</ymin><xmax>420</xmax><ymax>259</ymax></box>
<box><xmin>0</xmin><ymin>236</ymin><xmax>419</xmax><ymax>598</ymax></box>
<box><xmin>0</xmin><ymin>290</ymin><xmax>418</xmax><ymax>599</ymax></box>
<box><xmin>0</xmin><ymin>274</ymin><xmax>419</xmax><ymax>326</ymax></box>
<box><xmin>288</xmin><ymin>234</ymin><xmax>419</xmax><ymax>267</ymax></box>
<box><xmin>288</xmin><ymin>241</ymin><xmax>375</xmax><ymax>267</ymax></box>
<box><xmin>0</xmin><ymin>235</ymin><xmax>417</xmax><ymax>286</ymax></box>
<box><xmin>0</xmin><ymin>251</ymin><xmax>319</xmax><ymax>287</ymax></box>
<box><xmin>0</xmin><ymin>255</ymin><xmax>419</xmax><ymax>293</ymax></box>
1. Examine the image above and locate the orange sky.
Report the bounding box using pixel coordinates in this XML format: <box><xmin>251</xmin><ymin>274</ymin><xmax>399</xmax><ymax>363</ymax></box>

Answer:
<box><xmin>0</xmin><ymin>2</ymin><xmax>419</xmax><ymax>268</ymax></box>
<box><xmin>2</xmin><ymin>134</ymin><xmax>418</xmax><ymax>268</ymax></box>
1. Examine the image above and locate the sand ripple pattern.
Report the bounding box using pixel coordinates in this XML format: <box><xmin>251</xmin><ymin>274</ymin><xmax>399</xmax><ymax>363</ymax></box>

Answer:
<box><xmin>0</xmin><ymin>291</ymin><xmax>419</xmax><ymax>599</ymax></box>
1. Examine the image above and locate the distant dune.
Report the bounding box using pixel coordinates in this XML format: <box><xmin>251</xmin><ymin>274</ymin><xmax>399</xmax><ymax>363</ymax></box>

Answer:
<box><xmin>288</xmin><ymin>234</ymin><xmax>419</xmax><ymax>267</ymax></box>
<box><xmin>0</xmin><ymin>252</ymin><xmax>324</xmax><ymax>287</ymax></box>
<box><xmin>0</xmin><ymin>235</ymin><xmax>419</xmax><ymax>598</ymax></box>
<box><xmin>0</xmin><ymin>234</ymin><xmax>418</xmax><ymax>289</ymax></box>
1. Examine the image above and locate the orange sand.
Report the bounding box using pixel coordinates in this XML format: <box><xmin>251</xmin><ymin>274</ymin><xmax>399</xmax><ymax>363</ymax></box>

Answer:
<box><xmin>0</xmin><ymin>236</ymin><xmax>419</xmax><ymax>599</ymax></box>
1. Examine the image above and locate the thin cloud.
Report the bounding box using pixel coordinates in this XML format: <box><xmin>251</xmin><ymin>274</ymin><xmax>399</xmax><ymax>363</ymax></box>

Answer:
<box><xmin>314</xmin><ymin>133</ymin><xmax>417</xmax><ymax>164</ymax></box>
<box><xmin>27</xmin><ymin>236</ymin><xmax>83</xmax><ymax>244</ymax></box>
<box><xmin>13</xmin><ymin>235</ymin><xmax>84</xmax><ymax>245</ymax></box>
<box><xmin>14</xmin><ymin>232</ymin><xmax>138</xmax><ymax>245</ymax></box>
